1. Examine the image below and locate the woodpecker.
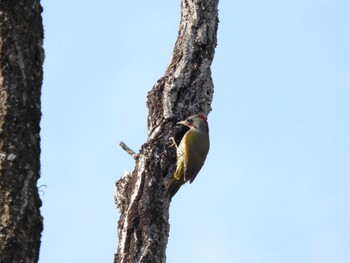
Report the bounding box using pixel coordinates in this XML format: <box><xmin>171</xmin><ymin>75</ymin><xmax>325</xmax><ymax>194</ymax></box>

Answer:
<box><xmin>167</xmin><ymin>114</ymin><xmax>210</xmax><ymax>197</ymax></box>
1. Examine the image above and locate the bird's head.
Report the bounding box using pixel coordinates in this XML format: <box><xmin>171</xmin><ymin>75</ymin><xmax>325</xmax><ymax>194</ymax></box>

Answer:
<box><xmin>177</xmin><ymin>114</ymin><xmax>209</xmax><ymax>133</ymax></box>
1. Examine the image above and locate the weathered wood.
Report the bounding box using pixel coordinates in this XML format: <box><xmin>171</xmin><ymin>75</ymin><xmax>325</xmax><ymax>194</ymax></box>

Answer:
<box><xmin>115</xmin><ymin>0</ymin><xmax>218</xmax><ymax>262</ymax></box>
<box><xmin>0</xmin><ymin>1</ymin><xmax>44</xmax><ymax>263</ymax></box>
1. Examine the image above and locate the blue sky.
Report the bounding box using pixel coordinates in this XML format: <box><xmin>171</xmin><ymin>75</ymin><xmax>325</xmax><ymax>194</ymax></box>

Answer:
<box><xmin>39</xmin><ymin>1</ymin><xmax>350</xmax><ymax>262</ymax></box>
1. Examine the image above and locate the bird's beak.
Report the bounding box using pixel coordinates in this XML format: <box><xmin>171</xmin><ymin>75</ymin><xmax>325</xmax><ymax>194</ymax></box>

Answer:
<box><xmin>177</xmin><ymin>120</ymin><xmax>187</xmax><ymax>126</ymax></box>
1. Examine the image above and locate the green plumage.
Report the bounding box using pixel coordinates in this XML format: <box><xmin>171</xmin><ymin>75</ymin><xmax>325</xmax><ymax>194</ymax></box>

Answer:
<box><xmin>174</xmin><ymin>128</ymin><xmax>209</xmax><ymax>183</ymax></box>
<box><xmin>167</xmin><ymin>114</ymin><xmax>210</xmax><ymax>198</ymax></box>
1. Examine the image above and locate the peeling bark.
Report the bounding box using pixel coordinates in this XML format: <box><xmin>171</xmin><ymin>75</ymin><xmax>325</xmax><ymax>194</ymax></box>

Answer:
<box><xmin>115</xmin><ymin>0</ymin><xmax>218</xmax><ymax>262</ymax></box>
<box><xmin>0</xmin><ymin>1</ymin><xmax>44</xmax><ymax>262</ymax></box>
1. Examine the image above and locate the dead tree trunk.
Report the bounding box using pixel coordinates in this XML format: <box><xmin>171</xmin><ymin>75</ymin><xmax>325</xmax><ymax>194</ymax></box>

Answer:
<box><xmin>0</xmin><ymin>1</ymin><xmax>44</xmax><ymax>263</ymax></box>
<box><xmin>115</xmin><ymin>0</ymin><xmax>218</xmax><ymax>262</ymax></box>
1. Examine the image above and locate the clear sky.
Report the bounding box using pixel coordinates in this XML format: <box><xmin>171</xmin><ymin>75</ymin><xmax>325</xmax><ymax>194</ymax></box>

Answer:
<box><xmin>39</xmin><ymin>0</ymin><xmax>350</xmax><ymax>262</ymax></box>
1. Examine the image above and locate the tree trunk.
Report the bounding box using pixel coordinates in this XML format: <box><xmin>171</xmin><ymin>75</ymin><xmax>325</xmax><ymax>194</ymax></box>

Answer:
<box><xmin>115</xmin><ymin>0</ymin><xmax>218</xmax><ymax>262</ymax></box>
<box><xmin>0</xmin><ymin>1</ymin><xmax>44</xmax><ymax>262</ymax></box>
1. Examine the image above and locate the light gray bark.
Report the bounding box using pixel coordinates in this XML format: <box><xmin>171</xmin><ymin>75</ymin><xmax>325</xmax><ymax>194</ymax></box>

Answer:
<box><xmin>115</xmin><ymin>0</ymin><xmax>218</xmax><ymax>262</ymax></box>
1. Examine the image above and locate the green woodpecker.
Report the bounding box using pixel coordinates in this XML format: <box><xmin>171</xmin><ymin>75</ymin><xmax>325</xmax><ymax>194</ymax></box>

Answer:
<box><xmin>167</xmin><ymin>114</ymin><xmax>210</xmax><ymax>197</ymax></box>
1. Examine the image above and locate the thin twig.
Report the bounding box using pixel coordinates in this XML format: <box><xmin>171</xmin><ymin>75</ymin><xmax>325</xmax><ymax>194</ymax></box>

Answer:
<box><xmin>119</xmin><ymin>141</ymin><xmax>139</xmax><ymax>160</ymax></box>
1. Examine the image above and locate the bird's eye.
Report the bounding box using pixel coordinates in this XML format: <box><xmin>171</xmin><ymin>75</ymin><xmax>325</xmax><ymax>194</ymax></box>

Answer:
<box><xmin>187</xmin><ymin>118</ymin><xmax>193</xmax><ymax>123</ymax></box>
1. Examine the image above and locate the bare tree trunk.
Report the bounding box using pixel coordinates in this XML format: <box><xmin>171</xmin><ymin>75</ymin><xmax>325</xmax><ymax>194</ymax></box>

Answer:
<box><xmin>115</xmin><ymin>0</ymin><xmax>218</xmax><ymax>262</ymax></box>
<box><xmin>0</xmin><ymin>1</ymin><xmax>44</xmax><ymax>262</ymax></box>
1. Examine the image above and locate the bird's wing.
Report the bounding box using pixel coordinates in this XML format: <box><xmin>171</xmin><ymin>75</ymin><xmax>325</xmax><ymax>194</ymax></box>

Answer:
<box><xmin>183</xmin><ymin>130</ymin><xmax>209</xmax><ymax>183</ymax></box>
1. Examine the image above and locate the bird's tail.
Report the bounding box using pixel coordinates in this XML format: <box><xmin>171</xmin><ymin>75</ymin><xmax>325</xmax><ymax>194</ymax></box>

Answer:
<box><xmin>166</xmin><ymin>177</ymin><xmax>183</xmax><ymax>199</ymax></box>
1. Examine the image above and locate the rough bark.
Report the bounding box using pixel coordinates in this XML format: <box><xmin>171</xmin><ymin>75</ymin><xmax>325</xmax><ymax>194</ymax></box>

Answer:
<box><xmin>115</xmin><ymin>0</ymin><xmax>218</xmax><ymax>262</ymax></box>
<box><xmin>0</xmin><ymin>1</ymin><xmax>44</xmax><ymax>262</ymax></box>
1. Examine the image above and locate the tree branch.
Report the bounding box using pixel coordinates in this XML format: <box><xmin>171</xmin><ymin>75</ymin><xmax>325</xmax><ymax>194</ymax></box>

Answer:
<box><xmin>115</xmin><ymin>0</ymin><xmax>218</xmax><ymax>262</ymax></box>
<box><xmin>0</xmin><ymin>1</ymin><xmax>44</xmax><ymax>262</ymax></box>
<box><xmin>119</xmin><ymin>141</ymin><xmax>139</xmax><ymax>160</ymax></box>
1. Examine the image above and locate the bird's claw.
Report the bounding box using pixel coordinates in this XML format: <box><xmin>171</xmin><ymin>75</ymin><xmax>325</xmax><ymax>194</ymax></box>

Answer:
<box><xmin>168</xmin><ymin>137</ymin><xmax>177</xmax><ymax>148</ymax></box>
